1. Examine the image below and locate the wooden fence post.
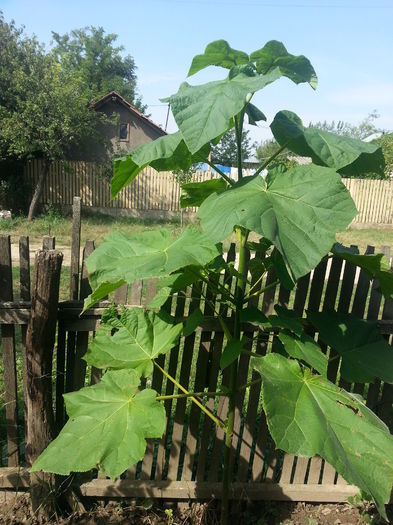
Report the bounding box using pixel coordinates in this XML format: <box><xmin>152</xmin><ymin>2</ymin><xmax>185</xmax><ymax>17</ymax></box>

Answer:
<box><xmin>25</xmin><ymin>249</ymin><xmax>63</xmax><ymax>518</ymax></box>
<box><xmin>0</xmin><ymin>235</ymin><xmax>19</xmax><ymax>467</ymax></box>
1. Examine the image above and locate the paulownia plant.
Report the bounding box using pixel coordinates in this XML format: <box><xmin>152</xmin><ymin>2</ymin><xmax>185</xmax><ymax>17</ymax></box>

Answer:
<box><xmin>32</xmin><ymin>40</ymin><xmax>393</xmax><ymax>524</ymax></box>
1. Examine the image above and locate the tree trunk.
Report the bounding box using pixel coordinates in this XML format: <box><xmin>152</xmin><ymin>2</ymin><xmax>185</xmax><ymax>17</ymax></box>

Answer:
<box><xmin>27</xmin><ymin>158</ymin><xmax>50</xmax><ymax>221</ymax></box>
<box><xmin>25</xmin><ymin>249</ymin><xmax>63</xmax><ymax>520</ymax></box>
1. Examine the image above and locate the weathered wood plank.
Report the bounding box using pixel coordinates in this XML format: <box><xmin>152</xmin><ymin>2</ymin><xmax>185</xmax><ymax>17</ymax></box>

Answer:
<box><xmin>78</xmin><ymin>479</ymin><xmax>362</xmax><ymax>502</ymax></box>
<box><xmin>42</xmin><ymin>236</ymin><xmax>55</xmax><ymax>250</ymax></box>
<box><xmin>206</xmin><ymin>244</ymin><xmax>237</xmax><ymax>482</ymax></box>
<box><xmin>19</xmin><ymin>236</ymin><xmax>31</xmax><ymax>452</ymax></box>
<box><xmin>72</xmin><ymin>241</ymin><xmax>96</xmax><ymax>391</ymax></box>
<box><xmin>70</xmin><ymin>196</ymin><xmax>81</xmax><ymax>301</ymax></box>
<box><xmin>166</xmin><ymin>281</ymin><xmax>203</xmax><ymax>480</ymax></box>
<box><xmin>0</xmin><ymin>235</ymin><xmax>19</xmax><ymax>467</ymax></box>
<box><xmin>25</xmin><ymin>249</ymin><xmax>63</xmax><ymax>515</ymax></box>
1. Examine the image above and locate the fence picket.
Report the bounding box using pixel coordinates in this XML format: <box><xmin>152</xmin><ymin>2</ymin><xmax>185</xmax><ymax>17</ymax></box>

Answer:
<box><xmin>0</xmin><ymin>236</ymin><xmax>19</xmax><ymax>466</ymax></box>
<box><xmin>1</xmin><ymin>232</ymin><xmax>393</xmax><ymax>499</ymax></box>
<box><xmin>23</xmin><ymin>160</ymin><xmax>393</xmax><ymax>225</ymax></box>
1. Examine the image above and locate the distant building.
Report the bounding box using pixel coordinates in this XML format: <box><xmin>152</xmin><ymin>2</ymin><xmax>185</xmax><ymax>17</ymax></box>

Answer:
<box><xmin>71</xmin><ymin>91</ymin><xmax>166</xmax><ymax>161</ymax></box>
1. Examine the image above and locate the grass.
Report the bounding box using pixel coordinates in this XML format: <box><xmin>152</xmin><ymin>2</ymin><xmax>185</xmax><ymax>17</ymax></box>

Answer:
<box><xmin>1</xmin><ymin>211</ymin><xmax>393</xmax><ymax>255</ymax></box>
<box><xmin>0</xmin><ymin>210</ymin><xmax>185</xmax><ymax>248</ymax></box>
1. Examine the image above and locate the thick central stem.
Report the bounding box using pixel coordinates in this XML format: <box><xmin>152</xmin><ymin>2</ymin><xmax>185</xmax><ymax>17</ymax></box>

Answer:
<box><xmin>220</xmin><ymin>228</ymin><xmax>248</xmax><ymax>525</ymax></box>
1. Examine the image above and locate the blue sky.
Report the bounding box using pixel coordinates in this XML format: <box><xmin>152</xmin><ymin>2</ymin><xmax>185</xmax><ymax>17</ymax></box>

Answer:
<box><xmin>2</xmin><ymin>0</ymin><xmax>393</xmax><ymax>145</ymax></box>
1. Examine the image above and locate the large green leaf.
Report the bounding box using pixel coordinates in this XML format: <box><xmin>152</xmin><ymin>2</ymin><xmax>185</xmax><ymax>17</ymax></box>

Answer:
<box><xmin>220</xmin><ymin>336</ymin><xmax>248</xmax><ymax>370</ymax></box>
<box><xmin>278</xmin><ymin>330</ymin><xmax>327</xmax><ymax>376</ymax></box>
<box><xmin>250</xmin><ymin>40</ymin><xmax>317</xmax><ymax>89</ymax></box>
<box><xmin>253</xmin><ymin>353</ymin><xmax>393</xmax><ymax>518</ymax></box>
<box><xmin>148</xmin><ymin>266</ymin><xmax>202</xmax><ymax>309</ymax></box>
<box><xmin>308</xmin><ymin>311</ymin><xmax>393</xmax><ymax>384</ymax></box>
<box><xmin>245</xmin><ymin>102</ymin><xmax>266</xmax><ymax>126</ymax></box>
<box><xmin>111</xmin><ymin>131</ymin><xmax>210</xmax><ymax>198</ymax></box>
<box><xmin>180</xmin><ymin>178</ymin><xmax>228</xmax><ymax>208</ymax></box>
<box><xmin>85</xmin><ymin>308</ymin><xmax>182</xmax><ymax>377</ymax></box>
<box><xmin>198</xmin><ymin>165</ymin><xmax>357</xmax><ymax>280</ymax></box>
<box><xmin>163</xmin><ymin>69</ymin><xmax>281</xmax><ymax>154</ymax></box>
<box><xmin>31</xmin><ymin>369</ymin><xmax>165</xmax><ymax>478</ymax></box>
<box><xmin>332</xmin><ymin>244</ymin><xmax>393</xmax><ymax>299</ymax></box>
<box><xmin>187</xmin><ymin>40</ymin><xmax>250</xmax><ymax>77</ymax></box>
<box><xmin>84</xmin><ymin>228</ymin><xmax>220</xmax><ymax>310</ymax></box>
<box><xmin>269</xmin><ymin>305</ymin><xmax>303</xmax><ymax>336</ymax></box>
<box><xmin>271</xmin><ymin>111</ymin><xmax>385</xmax><ymax>176</ymax></box>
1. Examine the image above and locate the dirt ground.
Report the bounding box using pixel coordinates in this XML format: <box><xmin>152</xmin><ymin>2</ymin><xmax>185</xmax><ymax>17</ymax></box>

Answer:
<box><xmin>1</xmin><ymin>495</ymin><xmax>392</xmax><ymax>525</ymax></box>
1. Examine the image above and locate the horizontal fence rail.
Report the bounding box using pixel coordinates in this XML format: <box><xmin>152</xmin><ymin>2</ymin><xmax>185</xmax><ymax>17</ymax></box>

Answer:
<box><xmin>1</xmin><ymin>224</ymin><xmax>393</xmax><ymax>501</ymax></box>
<box><xmin>24</xmin><ymin>159</ymin><xmax>393</xmax><ymax>225</ymax></box>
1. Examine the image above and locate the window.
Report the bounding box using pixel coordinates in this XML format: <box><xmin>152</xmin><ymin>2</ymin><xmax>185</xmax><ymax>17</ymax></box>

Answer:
<box><xmin>119</xmin><ymin>123</ymin><xmax>129</xmax><ymax>141</ymax></box>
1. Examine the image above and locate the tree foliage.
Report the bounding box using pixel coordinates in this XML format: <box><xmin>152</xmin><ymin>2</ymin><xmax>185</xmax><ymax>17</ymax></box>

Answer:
<box><xmin>211</xmin><ymin>128</ymin><xmax>256</xmax><ymax>167</ymax></box>
<box><xmin>31</xmin><ymin>39</ymin><xmax>393</xmax><ymax>524</ymax></box>
<box><xmin>52</xmin><ymin>26</ymin><xmax>146</xmax><ymax>113</ymax></box>
<box><xmin>373</xmin><ymin>132</ymin><xmax>393</xmax><ymax>178</ymax></box>
<box><xmin>309</xmin><ymin>110</ymin><xmax>384</xmax><ymax>141</ymax></box>
<box><xmin>0</xmin><ymin>13</ymin><xmax>145</xmax><ymax>217</ymax></box>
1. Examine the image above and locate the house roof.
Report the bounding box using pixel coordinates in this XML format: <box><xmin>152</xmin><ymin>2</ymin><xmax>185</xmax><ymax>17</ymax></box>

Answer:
<box><xmin>92</xmin><ymin>91</ymin><xmax>167</xmax><ymax>137</ymax></box>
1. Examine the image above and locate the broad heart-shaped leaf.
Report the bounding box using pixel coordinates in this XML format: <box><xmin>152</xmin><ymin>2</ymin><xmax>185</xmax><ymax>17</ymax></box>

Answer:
<box><xmin>253</xmin><ymin>353</ymin><xmax>393</xmax><ymax>518</ymax></box>
<box><xmin>250</xmin><ymin>40</ymin><xmax>317</xmax><ymax>89</ymax></box>
<box><xmin>240</xmin><ymin>306</ymin><xmax>268</xmax><ymax>326</ymax></box>
<box><xmin>268</xmin><ymin>248</ymin><xmax>296</xmax><ymax>291</ymax></box>
<box><xmin>183</xmin><ymin>307</ymin><xmax>204</xmax><ymax>337</ymax></box>
<box><xmin>85</xmin><ymin>308</ymin><xmax>183</xmax><ymax>376</ymax></box>
<box><xmin>163</xmin><ymin>69</ymin><xmax>281</xmax><ymax>154</ymax></box>
<box><xmin>278</xmin><ymin>330</ymin><xmax>327</xmax><ymax>376</ymax></box>
<box><xmin>245</xmin><ymin>102</ymin><xmax>266</xmax><ymax>125</ymax></box>
<box><xmin>269</xmin><ymin>305</ymin><xmax>303</xmax><ymax>336</ymax></box>
<box><xmin>332</xmin><ymin>244</ymin><xmax>393</xmax><ymax>299</ymax></box>
<box><xmin>198</xmin><ymin>165</ymin><xmax>357</xmax><ymax>280</ymax></box>
<box><xmin>84</xmin><ymin>228</ymin><xmax>220</xmax><ymax>310</ymax></box>
<box><xmin>148</xmin><ymin>266</ymin><xmax>202</xmax><ymax>309</ymax></box>
<box><xmin>111</xmin><ymin>131</ymin><xmax>210</xmax><ymax>198</ymax></box>
<box><xmin>271</xmin><ymin>110</ymin><xmax>385</xmax><ymax>177</ymax></box>
<box><xmin>31</xmin><ymin>369</ymin><xmax>165</xmax><ymax>479</ymax></box>
<box><xmin>220</xmin><ymin>336</ymin><xmax>247</xmax><ymax>369</ymax></box>
<box><xmin>308</xmin><ymin>311</ymin><xmax>393</xmax><ymax>384</ymax></box>
<box><xmin>180</xmin><ymin>178</ymin><xmax>228</xmax><ymax>208</ymax></box>
<box><xmin>187</xmin><ymin>39</ymin><xmax>249</xmax><ymax>77</ymax></box>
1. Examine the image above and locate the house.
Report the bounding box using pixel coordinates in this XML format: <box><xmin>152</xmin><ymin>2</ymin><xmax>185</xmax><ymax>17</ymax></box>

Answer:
<box><xmin>73</xmin><ymin>91</ymin><xmax>167</xmax><ymax>161</ymax></box>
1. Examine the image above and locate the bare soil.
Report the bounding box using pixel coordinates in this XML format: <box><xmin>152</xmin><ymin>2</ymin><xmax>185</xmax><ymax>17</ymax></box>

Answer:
<box><xmin>1</xmin><ymin>495</ymin><xmax>392</xmax><ymax>525</ymax></box>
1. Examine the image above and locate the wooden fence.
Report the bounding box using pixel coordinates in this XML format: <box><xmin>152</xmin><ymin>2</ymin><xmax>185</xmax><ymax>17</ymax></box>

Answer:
<box><xmin>1</xmin><ymin>198</ymin><xmax>393</xmax><ymax>504</ymax></box>
<box><xmin>24</xmin><ymin>159</ymin><xmax>393</xmax><ymax>225</ymax></box>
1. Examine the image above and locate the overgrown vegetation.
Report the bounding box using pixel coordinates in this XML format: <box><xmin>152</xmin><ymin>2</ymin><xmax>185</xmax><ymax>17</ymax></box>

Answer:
<box><xmin>31</xmin><ymin>40</ymin><xmax>393</xmax><ymax>525</ymax></box>
<box><xmin>0</xmin><ymin>12</ymin><xmax>145</xmax><ymax>219</ymax></box>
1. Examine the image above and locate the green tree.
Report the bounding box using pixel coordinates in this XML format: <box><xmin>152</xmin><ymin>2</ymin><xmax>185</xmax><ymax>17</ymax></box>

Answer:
<box><xmin>0</xmin><ymin>13</ymin><xmax>107</xmax><ymax>219</ymax></box>
<box><xmin>310</xmin><ymin>110</ymin><xmax>384</xmax><ymax>140</ymax></box>
<box><xmin>373</xmin><ymin>132</ymin><xmax>393</xmax><ymax>178</ymax></box>
<box><xmin>211</xmin><ymin>127</ymin><xmax>255</xmax><ymax>166</ymax></box>
<box><xmin>255</xmin><ymin>138</ymin><xmax>296</xmax><ymax>169</ymax></box>
<box><xmin>52</xmin><ymin>26</ymin><xmax>146</xmax><ymax>112</ymax></box>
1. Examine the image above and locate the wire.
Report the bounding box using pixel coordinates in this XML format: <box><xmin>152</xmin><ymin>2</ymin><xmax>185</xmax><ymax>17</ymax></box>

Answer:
<box><xmin>145</xmin><ymin>0</ymin><xmax>393</xmax><ymax>7</ymax></box>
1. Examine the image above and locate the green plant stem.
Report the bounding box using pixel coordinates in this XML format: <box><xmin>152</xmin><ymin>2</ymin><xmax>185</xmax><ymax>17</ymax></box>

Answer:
<box><xmin>206</xmin><ymin>160</ymin><xmax>235</xmax><ymax>186</ymax></box>
<box><xmin>153</xmin><ymin>360</ymin><xmax>227</xmax><ymax>431</ymax></box>
<box><xmin>156</xmin><ymin>390</ymin><xmax>226</xmax><ymax>401</ymax></box>
<box><xmin>234</xmin><ymin>115</ymin><xmax>244</xmax><ymax>180</ymax></box>
<box><xmin>218</xmin><ymin>315</ymin><xmax>232</xmax><ymax>340</ymax></box>
<box><xmin>254</xmin><ymin>142</ymin><xmax>289</xmax><ymax>176</ymax></box>
<box><xmin>237</xmin><ymin>377</ymin><xmax>262</xmax><ymax>392</ymax></box>
<box><xmin>220</xmin><ymin>227</ymin><xmax>248</xmax><ymax>525</ymax></box>
<box><xmin>241</xmin><ymin>349</ymin><xmax>261</xmax><ymax>359</ymax></box>
<box><xmin>243</xmin><ymin>279</ymin><xmax>279</xmax><ymax>302</ymax></box>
